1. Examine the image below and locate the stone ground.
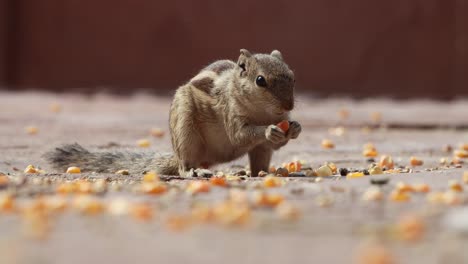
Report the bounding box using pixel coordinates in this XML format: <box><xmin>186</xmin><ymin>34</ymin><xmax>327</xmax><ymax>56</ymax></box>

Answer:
<box><xmin>0</xmin><ymin>91</ymin><xmax>468</xmax><ymax>264</ymax></box>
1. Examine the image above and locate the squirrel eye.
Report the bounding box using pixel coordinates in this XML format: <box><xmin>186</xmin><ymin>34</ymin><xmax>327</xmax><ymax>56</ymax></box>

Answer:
<box><xmin>256</xmin><ymin>75</ymin><xmax>267</xmax><ymax>87</ymax></box>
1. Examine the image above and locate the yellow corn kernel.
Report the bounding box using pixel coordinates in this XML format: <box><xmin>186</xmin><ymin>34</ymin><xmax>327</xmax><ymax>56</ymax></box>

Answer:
<box><xmin>448</xmin><ymin>180</ymin><xmax>463</xmax><ymax>192</ymax></box>
<box><xmin>459</xmin><ymin>143</ymin><xmax>468</xmax><ymax>151</ymax></box>
<box><xmin>25</xmin><ymin>126</ymin><xmax>38</xmax><ymax>135</ymax></box>
<box><xmin>137</xmin><ymin>139</ymin><xmax>151</xmax><ymax>148</ymax></box>
<box><xmin>66</xmin><ymin>166</ymin><xmax>81</xmax><ymax>174</ymax></box>
<box><xmin>321</xmin><ymin>139</ymin><xmax>335</xmax><ymax>149</ymax></box>
<box><xmin>363</xmin><ymin>143</ymin><xmax>377</xmax><ymax>151</ymax></box>
<box><xmin>390</xmin><ymin>190</ymin><xmax>410</xmax><ymax>202</ymax></box>
<box><xmin>413</xmin><ymin>183</ymin><xmax>430</xmax><ymax>193</ymax></box>
<box><xmin>73</xmin><ymin>195</ymin><xmax>104</xmax><ymax>215</ymax></box>
<box><xmin>263</xmin><ymin>175</ymin><xmax>283</xmax><ymax>188</ymax></box>
<box><xmin>363</xmin><ymin>149</ymin><xmax>378</xmax><ymax>158</ymax></box>
<box><xmin>254</xmin><ymin>192</ymin><xmax>284</xmax><ymax>208</ymax></box>
<box><xmin>396</xmin><ymin>182</ymin><xmax>414</xmax><ymax>193</ymax></box>
<box><xmin>0</xmin><ymin>194</ymin><xmax>15</xmax><ymax>212</ymax></box>
<box><xmin>410</xmin><ymin>157</ymin><xmax>423</xmax><ymax>166</ymax></box>
<box><xmin>150</xmin><ymin>128</ymin><xmax>165</xmax><ymax>138</ymax></box>
<box><xmin>141</xmin><ymin>182</ymin><xmax>167</xmax><ymax>195</ymax></box>
<box><xmin>454</xmin><ymin>150</ymin><xmax>468</xmax><ymax>158</ymax></box>
<box><xmin>24</xmin><ymin>165</ymin><xmax>39</xmax><ymax>174</ymax></box>
<box><xmin>346</xmin><ymin>172</ymin><xmax>365</xmax><ymax>179</ymax></box>
<box><xmin>143</xmin><ymin>171</ymin><xmax>159</xmax><ymax>182</ymax></box>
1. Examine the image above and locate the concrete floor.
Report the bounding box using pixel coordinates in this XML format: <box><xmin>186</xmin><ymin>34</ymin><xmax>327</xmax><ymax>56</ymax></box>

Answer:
<box><xmin>0</xmin><ymin>91</ymin><xmax>468</xmax><ymax>264</ymax></box>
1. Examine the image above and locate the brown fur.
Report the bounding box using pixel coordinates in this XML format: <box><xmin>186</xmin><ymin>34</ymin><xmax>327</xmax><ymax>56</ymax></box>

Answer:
<box><xmin>45</xmin><ymin>49</ymin><xmax>301</xmax><ymax>177</ymax></box>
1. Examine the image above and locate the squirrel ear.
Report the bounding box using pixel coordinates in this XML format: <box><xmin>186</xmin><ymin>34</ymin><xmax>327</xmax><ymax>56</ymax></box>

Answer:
<box><xmin>237</xmin><ymin>49</ymin><xmax>252</xmax><ymax>75</ymax></box>
<box><xmin>271</xmin><ymin>50</ymin><xmax>283</xmax><ymax>60</ymax></box>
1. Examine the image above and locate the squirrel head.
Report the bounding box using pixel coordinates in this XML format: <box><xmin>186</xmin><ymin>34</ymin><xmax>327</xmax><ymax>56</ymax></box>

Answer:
<box><xmin>236</xmin><ymin>49</ymin><xmax>295</xmax><ymax>114</ymax></box>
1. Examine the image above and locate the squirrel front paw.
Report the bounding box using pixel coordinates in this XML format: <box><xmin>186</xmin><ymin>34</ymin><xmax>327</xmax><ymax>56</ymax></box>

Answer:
<box><xmin>265</xmin><ymin>125</ymin><xmax>287</xmax><ymax>144</ymax></box>
<box><xmin>287</xmin><ymin>121</ymin><xmax>302</xmax><ymax>139</ymax></box>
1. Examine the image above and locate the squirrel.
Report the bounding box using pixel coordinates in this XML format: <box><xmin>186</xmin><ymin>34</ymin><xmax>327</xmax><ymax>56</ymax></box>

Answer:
<box><xmin>44</xmin><ymin>49</ymin><xmax>301</xmax><ymax>177</ymax></box>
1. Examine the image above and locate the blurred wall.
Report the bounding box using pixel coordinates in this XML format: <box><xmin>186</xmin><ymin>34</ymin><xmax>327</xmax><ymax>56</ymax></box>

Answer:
<box><xmin>2</xmin><ymin>0</ymin><xmax>468</xmax><ymax>98</ymax></box>
<box><xmin>0</xmin><ymin>0</ymin><xmax>7</xmax><ymax>86</ymax></box>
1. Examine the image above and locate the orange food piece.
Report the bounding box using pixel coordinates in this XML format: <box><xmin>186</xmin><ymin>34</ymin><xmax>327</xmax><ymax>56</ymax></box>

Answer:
<box><xmin>141</xmin><ymin>182</ymin><xmax>167</xmax><ymax>195</ymax></box>
<box><xmin>276</xmin><ymin>120</ymin><xmax>290</xmax><ymax>133</ymax></box>
<box><xmin>130</xmin><ymin>203</ymin><xmax>153</xmax><ymax>222</ymax></box>
<box><xmin>395</xmin><ymin>182</ymin><xmax>414</xmax><ymax>193</ymax></box>
<box><xmin>210</xmin><ymin>177</ymin><xmax>227</xmax><ymax>187</ymax></box>
<box><xmin>362</xmin><ymin>149</ymin><xmax>378</xmax><ymax>158</ymax></box>
<box><xmin>254</xmin><ymin>192</ymin><xmax>284</xmax><ymax>207</ymax></box>
<box><xmin>390</xmin><ymin>190</ymin><xmax>410</xmax><ymax>202</ymax></box>
<box><xmin>354</xmin><ymin>243</ymin><xmax>396</xmax><ymax>264</ymax></box>
<box><xmin>410</xmin><ymin>157</ymin><xmax>423</xmax><ymax>166</ymax></box>
<box><xmin>448</xmin><ymin>180</ymin><xmax>463</xmax><ymax>192</ymax></box>
<box><xmin>379</xmin><ymin>155</ymin><xmax>394</xmax><ymax>169</ymax></box>
<box><xmin>187</xmin><ymin>181</ymin><xmax>211</xmax><ymax>194</ymax></box>
<box><xmin>397</xmin><ymin>215</ymin><xmax>425</xmax><ymax>242</ymax></box>
<box><xmin>321</xmin><ymin>139</ymin><xmax>335</xmax><ymax>149</ymax></box>
<box><xmin>413</xmin><ymin>183</ymin><xmax>430</xmax><ymax>193</ymax></box>
<box><xmin>263</xmin><ymin>176</ymin><xmax>282</xmax><ymax>188</ymax></box>
<box><xmin>165</xmin><ymin>214</ymin><xmax>191</xmax><ymax>231</ymax></box>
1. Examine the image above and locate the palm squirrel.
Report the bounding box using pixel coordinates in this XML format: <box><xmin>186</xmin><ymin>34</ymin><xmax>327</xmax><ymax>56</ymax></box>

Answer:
<box><xmin>45</xmin><ymin>49</ymin><xmax>301</xmax><ymax>177</ymax></box>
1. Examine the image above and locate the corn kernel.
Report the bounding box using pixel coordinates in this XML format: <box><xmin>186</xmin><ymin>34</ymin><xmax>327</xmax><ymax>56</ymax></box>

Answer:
<box><xmin>443</xmin><ymin>191</ymin><xmax>463</xmax><ymax>205</ymax></box>
<box><xmin>210</xmin><ymin>176</ymin><xmax>227</xmax><ymax>187</ymax></box>
<box><xmin>0</xmin><ymin>175</ymin><xmax>8</xmax><ymax>187</ymax></box>
<box><xmin>24</xmin><ymin>165</ymin><xmax>39</xmax><ymax>174</ymax></box>
<box><xmin>363</xmin><ymin>149</ymin><xmax>378</xmax><ymax>158</ymax></box>
<box><xmin>66</xmin><ymin>166</ymin><xmax>81</xmax><ymax>174</ymax></box>
<box><xmin>463</xmin><ymin>171</ymin><xmax>468</xmax><ymax>184</ymax></box>
<box><xmin>396</xmin><ymin>215</ymin><xmax>425</xmax><ymax>242</ymax></box>
<box><xmin>448</xmin><ymin>180</ymin><xmax>463</xmax><ymax>192</ymax></box>
<box><xmin>0</xmin><ymin>194</ymin><xmax>15</xmax><ymax>212</ymax></box>
<box><xmin>107</xmin><ymin>198</ymin><xmax>129</xmax><ymax>216</ymax></box>
<box><xmin>76</xmin><ymin>180</ymin><xmax>92</xmax><ymax>193</ymax></box>
<box><xmin>354</xmin><ymin>243</ymin><xmax>396</xmax><ymax>264</ymax></box>
<box><xmin>276</xmin><ymin>203</ymin><xmax>301</xmax><ymax>221</ymax></box>
<box><xmin>73</xmin><ymin>195</ymin><xmax>104</xmax><ymax>215</ymax></box>
<box><xmin>410</xmin><ymin>157</ymin><xmax>423</xmax><ymax>166</ymax></box>
<box><xmin>25</xmin><ymin>126</ymin><xmax>38</xmax><ymax>135</ymax></box>
<box><xmin>379</xmin><ymin>155</ymin><xmax>394</xmax><ymax>169</ymax></box>
<box><xmin>130</xmin><ymin>203</ymin><xmax>153</xmax><ymax>222</ymax></box>
<box><xmin>287</xmin><ymin>161</ymin><xmax>300</xmax><ymax>173</ymax></box>
<box><xmin>454</xmin><ymin>150</ymin><xmax>468</xmax><ymax>158</ymax></box>
<box><xmin>395</xmin><ymin>182</ymin><xmax>414</xmax><ymax>193</ymax></box>
<box><xmin>213</xmin><ymin>201</ymin><xmax>251</xmax><ymax>226</ymax></box>
<box><xmin>186</xmin><ymin>181</ymin><xmax>211</xmax><ymax>194</ymax></box>
<box><xmin>150</xmin><ymin>128</ymin><xmax>165</xmax><ymax>138</ymax></box>
<box><xmin>316</xmin><ymin>165</ymin><xmax>333</xmax><ymax>177</ymax></box>
<box><xmin>263</xmin><ymin>175</ymin><xmax>283</xmax><ymax>188</ymax></box>
<box><xmin>143</xmin><ymin>171</ymin><xmax>159</xmax><ymax>182</ymax></box>
<box><xmin>321</xmin><ymin>139</ymin><xmax>335</xmax><ymax>149</ymax></box>
<box><xmin>413</xmin><ymin>183</ymin><xmax>430</xmax><ymax>193</ymax></box>
<box><xmin>254</xmin><ymin>192</ymin><xmax>284</xmax><ymax>207</ymax></box>
<box><xmin>141</xmin><ymin>182</ymin><xmax>167</xmax><ymax>195</ymax></box>
<box><xmin>363</xmin><ymin>143</ymin><xmax>377</xmax><ymax>151</ymax></box>
<box><xmin>346</xmin><ymin>172</ymin><xmax>365</xmax><ymax>179</ymax></box>
<box><xmin>137</xmin><ymin>139</ymin><xmax>151</xmax><ymax>148</ymax></box>
<box><xmin>390</xmin><ymin>190</ymin><xmax>410</xmax><ymax>202</ymax></box>
<box><xmin>459</xmin><ymin>143</ymin><xmax>468</xmax><ymax>151</ymax></box>
<box><xmin>165</xmin><ymin>214</ymin><xmax>191</xmax><ymax>231</ymax></box>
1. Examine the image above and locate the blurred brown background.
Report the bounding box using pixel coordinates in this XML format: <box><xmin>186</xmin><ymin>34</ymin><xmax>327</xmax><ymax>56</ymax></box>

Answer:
<box><xmin>0</xmin><ymin>0</ymin><xmax>467</xmax><ymax>98</ymax></box>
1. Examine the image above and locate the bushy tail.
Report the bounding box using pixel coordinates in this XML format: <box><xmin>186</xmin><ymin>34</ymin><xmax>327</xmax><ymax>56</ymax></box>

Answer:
<box><xmin>43</xmin><ymin>143</ymin><xmax>179</xmax><ymax>175</ymax></box>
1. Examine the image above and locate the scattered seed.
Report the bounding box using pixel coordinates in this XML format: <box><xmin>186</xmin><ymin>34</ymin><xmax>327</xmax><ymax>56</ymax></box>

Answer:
<box><xmin>150</xmin><ymin>128</ymin><xmax>165</xmax><ymax>138</ymax></box>
<box><xmin>316</xmin><ymin>165</ymin><xmax>333</xmax><ymax>177</ymax></box>
<box><xmin>137</xmin><ymin>139</ymin><xmax>151</xmax><ymax>148</ymax></box>
<box><xmin>410</xmin><ymin>157</ymin><xmax>423</xmax><ymax>166</ymax></box>
<box><xmin>66</xmin><ymin>167</ymin><xmax>81</xmax><ymax>174</ymax></box>
<box><xmin>25</xmin><ymin>126</ymin><xmax>38</xmax><ymax>135</ymax></box>
<box><xmin>321</xmin><ymin>139</ymin><xmax>335</xmax><ymax>149</ymax></box>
